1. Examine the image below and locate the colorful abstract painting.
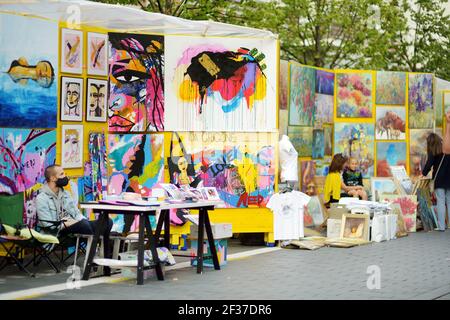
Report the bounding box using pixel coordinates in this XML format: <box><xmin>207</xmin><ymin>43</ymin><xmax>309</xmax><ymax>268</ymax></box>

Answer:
<box><xmin>287</xmin><ymin>126</ymin><xmax>313</xmax><ymax>157</ymax></box>
<box><xmin>312</xmin><ymin>129</ymin><xmax>325</xmax><ymax>159</ymax></box>
<box><xmin>289</xmin><ymin>64</ymin><xmax>316</xmax><ymax>126</ymax></box>
<box><xmin>83</xmin><ymin>133</ymin><xmax>107</xmax><ymax>201</ymax></box>
<box><xmin>336</xmin><ymin>72</ymin><xmax>373</xmax><ymax>118</ymax></box>
<box><xmin>314</xmin><ymin>156</ymin><xmax>331</xmax><ymax>177</ymax></box>
<box><xmin>165</xmin><ymin>36</ymin><xmax>277</xmax><ymax>132</ymax></box>
<box><xmin>375</xmin><ymin>106</ymin><xmax>406</xmax><ymax>140</ymax></box>
<box><xmin>23</xmin><ymin>183</ymin><xmax>43</xmax><ymax>227</ymax></box>
<box><xmin>315</xmin><ymin>93</ymin><xmax>333</xmax><ymax>127</ymax></box>
<box><xmin>300</xmin><ymin>160</ymin><xmax>316</xmax><ymax>194</ymax></box>
<box><xmin>409</xmin><ymin>129</ymin><xmax>433</xmax><ymax>178</ymax></box>
<box><xmin>87</xmin><ymin>32</ymin><xmax>108</xmax><ymax>76</ymax></box>
<box><xmin>376</xmin><ymin>142</ymin><xmax>407</xmax><ymax>177</ymax></box>
<box><xmin>108</xmin><ymin>133</ymin><xmax>164</xmax><ymax>197</ymax></box>
<box><xmin>324</xmin><ymin>125</ymin><xmax>332</xmax><ymax>156</ymax></box>
<box><xmin>0</xmin><ymin>15</ymin><xmax>57</xmax><ymax>128</ymax></box>
<box><xmin>381</xmin><ymin>195</ymin><xmax>417</xmax><ymax>232</ymax></box>
<box><xmin>375</xmin><ymin>71</ymin><xmax>406</xmax><ymax>105</ymax></box>
<box><xmin>62</xmin><ymin>125</ymin><xmax>83</xmax><ymax>169</ymax></box>
<box><xmin>316</xmin><ymin>70</ymin><xmax>334</xmax><ymax>96</ymax></box>
<box><xmin>61</xmin><ymin>28</ymin><xmax>83</xmax><ymax>74</ymax></box>
<box><xmin>168</xmin><ymin>132</ymin><xmax>276</xmax><ymax>208</ymax></box>
<box><xmin>0</xmin><ymin>129</ymin><xmax>56</xmax><ymax>194</ymax></box>
<box><xmin>334</xmin><ymin>123</ymin><xmax>375</xmax><ymax>177</ymax></box>
<box><xmin>279</xmin><ymin>60</ymin><xmax>289</xmax><ymax>110</ymax></box>
<box><xmin>408</xmin><ymin>73</ymin><xmax>433</xmax><ymax>129</ymax></box>
<box><xmin>108</xmin><ymin>32</ymin><xmax>164</xmax><ymax>132</ymax></box>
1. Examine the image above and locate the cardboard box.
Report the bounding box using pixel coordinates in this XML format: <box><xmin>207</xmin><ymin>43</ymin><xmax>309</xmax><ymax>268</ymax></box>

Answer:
<box><xmin>190</xmin><ymin>239</ymin><xmax>227</xmax><ymax>267</ymax></box>
<box><xmin>190</xmin><ymin>223</ymin><xmax>232</xmax><ymax>240</ymax></box>
<box><xmin>328</xmin><ymin>203</ymin><xmax>349</xmax><ymax>220</ymax></box>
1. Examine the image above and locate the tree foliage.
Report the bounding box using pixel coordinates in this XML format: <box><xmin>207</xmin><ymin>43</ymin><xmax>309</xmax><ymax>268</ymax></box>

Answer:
<box><xmin>93</xmin><ymin>0</ymin><xmax>450</xmax><ymax>79</ymax></box>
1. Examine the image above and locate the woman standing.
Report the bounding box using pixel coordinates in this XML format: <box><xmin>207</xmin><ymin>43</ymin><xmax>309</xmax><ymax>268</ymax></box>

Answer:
<box><xmin>422</xmin><ymin>133</ymin><xmax>450</xmax><ymax>231</ymax></box>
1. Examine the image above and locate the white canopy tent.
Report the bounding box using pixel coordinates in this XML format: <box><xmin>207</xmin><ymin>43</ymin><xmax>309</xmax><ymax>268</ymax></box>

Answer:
<box><xmin>0</xmin><ymin>0</ymin><xmax>278</xmax><ymax>38</ymax></box>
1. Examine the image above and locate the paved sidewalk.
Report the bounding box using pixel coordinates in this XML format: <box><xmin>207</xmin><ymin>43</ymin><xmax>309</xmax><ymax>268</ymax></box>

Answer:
<box><xmin>2</xmin><ymin>231</ymin><xmax>450</xmax><ymax>300</ymax></box>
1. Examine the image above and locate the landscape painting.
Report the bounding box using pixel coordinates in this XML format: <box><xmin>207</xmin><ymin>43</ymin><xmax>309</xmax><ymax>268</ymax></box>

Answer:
<box><xmin>375</xmin><ymin>106</ymin><xmax>406</xmax><ymax>140</ymax></box>
<box><xmin>376</xmin><ymin>71</ymin><xmax>406</xmax><ymax>105</ymax></box>
<box><xmin>376</xmin><ymin>142</ymin><xmax>407</xmax><ymax>177</ymax></box>
<box><xmin>289</xmin><ymin>64</ymin><xmax>316</xmax><ymax>126</ymax></box>
<box><xmin>288</xmin><ymin>126</ymin><xmax>313</xmax><ymax>157</ymax></box>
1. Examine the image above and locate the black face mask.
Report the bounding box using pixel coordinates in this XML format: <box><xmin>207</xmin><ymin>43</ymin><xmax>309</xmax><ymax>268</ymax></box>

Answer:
<box><xmin>55</xmin><ymin>177</ymin><xmax>69</xmax><ymax>188</ymax></box>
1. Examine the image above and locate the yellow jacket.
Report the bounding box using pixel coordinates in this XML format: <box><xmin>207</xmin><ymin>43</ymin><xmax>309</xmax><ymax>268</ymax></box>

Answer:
<box><xmin>324</xmin><ymin>172</ymin><xmax>342</xmax><ymax>203</ymax></box>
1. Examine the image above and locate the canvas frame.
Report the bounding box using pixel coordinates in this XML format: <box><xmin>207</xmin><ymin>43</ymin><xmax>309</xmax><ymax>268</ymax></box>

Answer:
<box><xmin>370</xmin><ymin>177</ymin><xmax>400</xmax><ymax>202</ymax></box>
<box><xmin>61</xmin><ymin>124</ymin><xmax>83</xmax><ymax>168</ymax></box>
<box><xmin>60</xmin><ymin>76</ymin><xmax>83</xmax><ymax>122</ymax></box>
<box><xmin>87</xmin><ymin>32</ymin><xmax>108</xmax><ymax>76</ymax></box>
<box><xmin>61</xmin><ymin>28</ymin><xmax>83</xmax><ymax>74</ymax></box>
<box><xmin>86</xmin><ymin>78</ymin><xmax>108</xmax><ymax>122</ymax></box>
<box><xmin>340</xmin><ymin>213</ymin><xmax>370</xmax><ymax>242</ymax></box>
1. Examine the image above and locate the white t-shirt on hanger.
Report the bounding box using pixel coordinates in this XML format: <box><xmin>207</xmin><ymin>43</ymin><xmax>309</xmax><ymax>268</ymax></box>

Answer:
<box><xmin>279</xmin><ymin>135</ymin><xmax>298</xmax><ymax>182</ymax></box>
<box><xmin>267</xmin><ymin>191</ymin><xmax>310</xmax><ymax>240</ymax></box>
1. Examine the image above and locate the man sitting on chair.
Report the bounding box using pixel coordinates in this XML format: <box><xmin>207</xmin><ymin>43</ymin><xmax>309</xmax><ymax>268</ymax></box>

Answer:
<box><xmin>36</xmin><ymin>165</ymin><xmax>112</xmax><ymax>237</ymax></box>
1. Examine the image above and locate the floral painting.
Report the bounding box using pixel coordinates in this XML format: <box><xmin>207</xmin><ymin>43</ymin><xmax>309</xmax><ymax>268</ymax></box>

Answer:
<box><xmin>289</xmin><ymin>64</ymin><xmax>316</xmax><ymax>126</ymax></box>
<box><xmin>376</xmin><ymin>71</ymin><xmax>406</xmax><ymax>105</ymax></box>
<box><xmin>408</xmin><ymin>73</ymin><xmax>433</xmax><ymax>129</ymax></box>
<box><xmin>381</xmin><ymin>195</ymin><xmax>417</xmax><ymax>232</ymax></box>
<box><xmin>334</xmin><ymin>123</ymin><xmax>375</xmax><ymax>177</ymax></box>
<box><xmin>288</xmin><ymin>126</ymin><xmax>313</xmax><ymax>157</ymax></box>
<box><xmin>336</xmin><ymin>72</ymin><xmax>373</xmax><ymax>118</ymax></box>
<box><xmin>376</xmin><ymin>142</ymin><xmax>407</xmax><ymax>177</ymax></box>
<box><xmin>375</xmin><ymin>106</ymin><xmax>406</xmax><ymax>140</ymax></box>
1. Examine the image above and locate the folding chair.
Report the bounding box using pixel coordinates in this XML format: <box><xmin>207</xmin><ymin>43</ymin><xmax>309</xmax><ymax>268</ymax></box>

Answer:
<box><xmin>0</xmin><ymin>192</ymin><xmax>61</xmax><ymax>276</ymax></box>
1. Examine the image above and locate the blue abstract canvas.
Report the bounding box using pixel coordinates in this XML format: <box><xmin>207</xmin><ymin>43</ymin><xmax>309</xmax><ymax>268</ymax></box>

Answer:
<box><xmin>0</xmin><ymin>14</ymin><xmax>58</xmax><ymax>128</ymax></box>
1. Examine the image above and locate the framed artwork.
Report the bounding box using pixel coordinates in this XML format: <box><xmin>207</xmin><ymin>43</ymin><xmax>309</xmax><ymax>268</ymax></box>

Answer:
<box><xmin>334</xmin><ymin>123</ymin><xmax>375</xmax><ymax>177</ymax></box>
<box><xmin>289</xmin><ymin>64</ymin><xmax>316</xmax><ymax>126</ymax></box>
<box><xmin>408</xmin><ymin>73</ymin><xmax>433</xmax><ymax>129</ymax></box>
<box><xmin>381</xmin><ymin>194</ymin><xmax>417</xmax><ymax>232</ymax></box>
<box><xmin>316</xmin><ymin>70</ymin><xmax>334</xmax><ymax>96</ymax></box>
<box><xmin>86</xmin><ymin>78</ymin><xmax>107</xmax><ymax>122</ymax></box>
<box><xmin>300</xmin><ymin>160</ymin><xmax>316</xmax><ymax>194</ymax></box>
<box><xmin>444</xmin><ymin>91</ymin><xmax>450</xmax><ymax>114</ymax></box>
<box><xmin>288</xmin><ymin>126</ymin><xmax>313</xmax><ymax>157</ymax></box>
<box><xmin>376</xmin><ymin>142</ymin><xmax>407</xmax><ymax>177</ymax></box>
<box><xmin>61</xmin><ymin>28</ymin><xmax>83</xmax><ymax>74</ymax></box>
<box><xmin>305</xmin><ymin>196</ymin><xmax>325</xmax><ymax>227</ymax></box>
<box><xmin>336</xmin><ymin>72</ymin><xmax>373</xmax><ymax>118</ymax></box>
<box><xmin>371</xmin><ymin>177</ymin><xmax>399</xmax><ymax>202</ymax></box>
<box><xmin>312</xmin><ymin>129</ymin><xmax>325</xmax><ymax>159</ymax></box>
<box><xmin>409</xmin><ymin>129</ymin><xmax>434</xmax><ymax>178</ymax></box>
<box><xmin>109</xmin><ymin>32</ymin><xmax>165</xmax><ymax>132</ymax></box>
<box><xmin>279</xmin><ymin>60</ymin><xmax>289</xmax><ymax>110</ymax></box>
<box><xmin>324</xmin><ymin>125</ymin><xmax>333</xmax><ymax>156</ymax></box>
<box><xmin>375</xmin><ymin>106</ymin><xmax>406</xmax><ymax>140</ymax></box>
<box><xmin>61</xmin><ymin>125</ymin><xmax>83</xmax><ymax>168</ymax></box>
<box><xmin>340</xmin><ymin>213</ymin><xmax>370</xmax><ymax>242</ymax></box>
<box><xmin>0</xmin><ymin>14</ymin><xmax>58</xmax><ymax>128</ymax></box>
<box><xmin>165</xmin><ymin>35</ymin><xmax>277</xmax><ymax>132</ymax></box>
<box><xmin>389</xmin><ymin>202</ymin><xmax>408</xmax><ymax>237</ymax></box>
<box><xmin>314</xmin><ymin>156</ymin><xmax>331</xmax><ymax>177</ymax></box>
<box><xmin>60</xmin><ymin>76</ymin><xmax>83</xmax><ymax>121</ymax></box>
<box><xmin>375</xmin><ymin>71</ymin><xmax>406</xmax><ymax>105</ymax></box>
<box><xmin>315</xmin><ymin>94</ymin><xmax>334</xmax><ymax>127</ymax></box>
<box><xmin>87</xmin><ymin>32</ymin><xmax>108</xmax><ymax>76</ymax></box>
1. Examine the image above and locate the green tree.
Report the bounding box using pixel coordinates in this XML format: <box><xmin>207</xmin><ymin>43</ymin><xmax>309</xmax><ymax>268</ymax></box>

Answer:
<box><xmin>387</xmin><ymin>0</ymin><xmax>450</xmax><ymax>79</ymax></box>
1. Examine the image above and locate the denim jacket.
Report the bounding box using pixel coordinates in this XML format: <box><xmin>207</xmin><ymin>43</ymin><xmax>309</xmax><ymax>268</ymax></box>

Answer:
<box><xmin>36</xmin><ymin>184</ymin><xmax>85</xmax><ymax>229</ymax></box>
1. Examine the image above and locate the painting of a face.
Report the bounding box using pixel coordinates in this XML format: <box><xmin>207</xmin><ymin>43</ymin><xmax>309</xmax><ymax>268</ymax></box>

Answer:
<box><xmin>62</xmin><ymin>125</ymin><xmax>83</xmax><ymax>168</ymax></box>
<box><xmin>61</xmin><ymin>77</ymin><xmax>83</xmax><ymax>121</ymax></box>
<box><xmin>108</xmin><ymin>33</ymin><xmax>164</xmax><ymax>132</ymax></box>
<box><xmin>177</xmin><ymin>157</ymin><xmax>188</xmax><ymax>171</ymax></box>
<box><xmin>66</xmin><ymin>82</ymin><xmax>80</xmax><ymax>109</ymax></box>
<box><xmin>89</xmin><ymin>84</ymin><xmax>105</xmax><ymax>114</ymax></box>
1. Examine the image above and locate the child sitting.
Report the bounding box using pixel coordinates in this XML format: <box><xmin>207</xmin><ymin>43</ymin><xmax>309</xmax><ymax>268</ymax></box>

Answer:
<box><xmin>342</xmin><ymin>157</ymin><xmax>368</xmax><ymax>200</ymax></box>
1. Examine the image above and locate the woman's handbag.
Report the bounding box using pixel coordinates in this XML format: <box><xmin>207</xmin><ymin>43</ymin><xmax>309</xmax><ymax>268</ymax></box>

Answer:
<box><xmin>431</xmin><ymin>155</ymin><xmax>445</xmax><ymax>205</ymax></box>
